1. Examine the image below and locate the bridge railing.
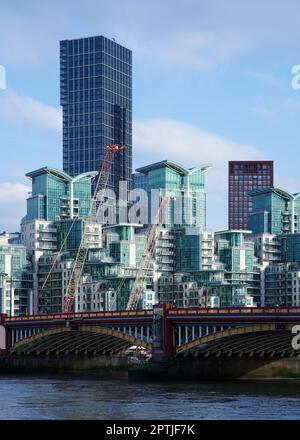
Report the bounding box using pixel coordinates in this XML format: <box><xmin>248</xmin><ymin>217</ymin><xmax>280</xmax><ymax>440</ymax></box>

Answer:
<box><xmin>4</xmin><ymin>309</ymin><xmax>153</xmax><ymax>324</ymax></box>
<box><xmin>167</xmin><ymin>307</ymin><xmax>300</xmax><ymax>316</ymax></box>
<box><xmin>4</xmin><ymin>306</ymin><xmax>300</xmax><ymax>325</ymax></box>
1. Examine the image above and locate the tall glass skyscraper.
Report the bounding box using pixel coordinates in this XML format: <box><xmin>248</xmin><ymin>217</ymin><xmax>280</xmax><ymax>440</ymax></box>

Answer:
<box><xmin>60</xmin><ymin>35</ymin><xmax>132</xmax><ymax>195</ymax></box>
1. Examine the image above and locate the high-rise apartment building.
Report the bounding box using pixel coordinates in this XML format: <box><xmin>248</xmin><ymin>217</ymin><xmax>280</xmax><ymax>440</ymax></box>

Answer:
<box><xmin>215</xmin><ymin>230</ymin><xmax>259</xmax><ymax>306</ymax></box>
<box><xmin>249</xmin><ymin>187</ymin><xmax>300</xmax><ymax>235</ymax></box>
<box><xmin>60</xmin><ymin>35</ymin><xmax>132</xmax><ymax>194</ymax></box>
<box><xmin>228</xmin><ymin>161</ymin><xmax>274</xmax><ymax>230</ymax></box>
<box><xmin>175</xmin><ymin>228</ymin><xmax>215</xmax><ymax>272</ymax></box>
<box><xmin>136</xmin><ymin>160</ymin><xmax>210</xmax><ymax>229</ymax></box>
<box><xmin>0</xmin><ymin>239</ymin><xmax>32</xmax><ymax>316</ymax></box>
<box><xmin>264</xmin><ymin>263</ymin><xmax>300</xmax><ymax>307</ymax></box>
<box><xmin>24</xmin><ymin>167</ymin><xmax>96</xmax><ymax>222</ymax></box>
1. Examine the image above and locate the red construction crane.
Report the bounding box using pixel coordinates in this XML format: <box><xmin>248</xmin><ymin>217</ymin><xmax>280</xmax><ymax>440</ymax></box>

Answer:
<box><xmin>126</xmin><ymin>197</ymin><xmax>172</xmax><ymax>310</ymax></box>
<box><xmin>63</xmin><ymin>144</ymin><xmax>125</xmax><ymax>313</ymax></box>
<box><xmin>36</xmin><ymin>144</ymin><xmax>125</xmax><ymax>315</ymax></box>
<box><xmin>62</xmin><ymin>144</ymin><xmax>125</xmax><ymax>313</ymax></box>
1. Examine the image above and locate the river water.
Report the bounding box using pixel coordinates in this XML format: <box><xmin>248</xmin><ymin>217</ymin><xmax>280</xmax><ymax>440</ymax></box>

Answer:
<box><xmin>0</xmin><ymin>374</ymin><xmax>300</xmax><ymax>419</ymax></box>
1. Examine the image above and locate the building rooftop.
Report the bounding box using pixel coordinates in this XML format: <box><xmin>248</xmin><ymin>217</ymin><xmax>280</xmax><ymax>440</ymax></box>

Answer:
<box><xmin>26</xmin><ymin>167</ymin><xmax>97</xmax><ymax>182</ymax></box>
<box><xmin>102</xmin><ymin>223</ymin><xmax>143</xmax><ymax>230</ymax></box>
<box><xmin>60</xmin><ymin>35</ymin><xmax>132</xmax><ymax>52</ymax></box>
<box><xmin>248</xmin><ymin>186</ymin><xmax>300</xmax><ymax>200</ymax></box>
<box><xmin>216</xmin><ymin>230</ymin><xmax>252</xmax><ymax>235</ymax></box>
<box><xmin>136</xmin><ymin>160</ymin><xmax>211</xmax><ymax>176</ymax></box>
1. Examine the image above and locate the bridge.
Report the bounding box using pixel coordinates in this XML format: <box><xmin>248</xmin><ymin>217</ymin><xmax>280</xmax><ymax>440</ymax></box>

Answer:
<box><xmin>1</xmin><ymin>306</ymin><xmax>300</xmax><ymax>366</ymax></box>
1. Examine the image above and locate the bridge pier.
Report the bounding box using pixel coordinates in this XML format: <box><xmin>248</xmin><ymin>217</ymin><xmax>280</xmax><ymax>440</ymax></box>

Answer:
<box><xmin>129</xmin><ymin>304</ymin><xmax>178</xmax><ymax>380</ymax></box>
<box><xmin>152</xmin><ymin>304</ymin><xmax>175</xmax><ymax>362</ymax></box>
<box><xmin>0</xmin><ymin>314</ymin><xmax>7</xmax><ymax>351</ymax></box>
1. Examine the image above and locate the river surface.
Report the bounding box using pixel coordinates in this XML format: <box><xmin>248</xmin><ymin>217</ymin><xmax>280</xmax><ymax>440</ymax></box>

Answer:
<box><xmin>0</xmin><ymin>374</ymin><xmax>300</xmax><ymax>419</ymax></box>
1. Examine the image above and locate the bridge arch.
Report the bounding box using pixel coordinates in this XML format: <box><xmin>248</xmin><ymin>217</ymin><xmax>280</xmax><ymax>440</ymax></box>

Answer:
<box><xmin>177</xmin><ymin>323</ymin><xmax>296</xmax><ymax>358</ymax></box>
<box><xmin>11</xmin><ymin>325</ymin><xmax>152</xmax><ymax>356</ymax></box>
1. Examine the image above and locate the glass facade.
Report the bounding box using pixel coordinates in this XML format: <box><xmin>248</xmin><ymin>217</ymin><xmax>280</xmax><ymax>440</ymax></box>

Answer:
<box><xmin>175</xmin><ymin>228</ymin><xmax>214</xmax><ymax>272</ymax></box>
<box><xmin>133</xmin><ymin>172</ymin><xmax>149</xmax><ymax>192</ymax></box>
<box><xmin>0</xmin><ymin>244</ymin><xmax>31</xmax><ymax>316</ymax></box>
<box><xmin>264</xmin><ymin>263</ymin><xmax>300</xmax><ymax>307</ymax></box>
<box><xmin>249</xmin><ymin>188</ymin><xmax>300</xmax><ymax>235</ymax></box>
<box><xmin>228</xmin><ymin>161</ymin><xmax>274</xmax><ymax>230</ymax></box>
<box><xmin>281</xmin><ymin>233</ymin><xmax>300</xmax><ymax>262</ymax></box>
<box><xmin>215</xmin><ymin>230</ymin><xmax>259</xmax><ymax>305</ymax></box>
<box><xmin>25</xmin><ymin>167</ymin><xmax>94</xmax><ymax>222</ymax></box>
<box><xmin>60</xmin><ymin>36</ymin><xmax>132</xmax><ymax>194</ymax></box>
<box><xmin>136</xmin><ymin>160</ymin><xmax>209</xmax><ymax>229</ymax></box>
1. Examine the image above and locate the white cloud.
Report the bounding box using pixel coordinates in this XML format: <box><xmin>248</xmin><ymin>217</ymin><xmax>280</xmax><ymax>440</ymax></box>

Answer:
<box><xmin>0</xmin><ymin>117</ymin><xmax>265</xmax><ymax>232</ymax></box>
<box><xmin>0</xmin><ymin>182</ymin><xmax>30</xmax><ymax>231</ymax></box>
<box><xmin>128</xmin><ymin>30</ymin><xmax>247</xmax><ymax>71</ymax></box>
<box><xmin>134</xmin><ymin>118</ymin><xmax>266</xmax><ymax>229</ymax></box>
<box><xmin>0</xmin><ymin>6</ymin><xmax>69</xmax><ymax>66</ymax></box>
<box><xmin>134</xmin><ymin>117</ymin><xmax>264</xmax><ymax>178</ymax></box>
<box><xmin>1</xmin><ymin>1</ymin><xmax>300</xmax><ymax>71</ymax></box>
<box><xmin>0</xmin><ymin>89</ymin><xmax>61</xmax><ymax>132</ymax></box>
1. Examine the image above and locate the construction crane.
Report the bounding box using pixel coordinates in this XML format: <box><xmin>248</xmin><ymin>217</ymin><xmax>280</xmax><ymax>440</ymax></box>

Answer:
<box><xmin>62</xmin><ymin>144</ymin><xmax>125</xmax><ymax>313</ymax></box>
<box><xmin>37</xmin><ymin>205</ymin><xmax>83</xmax><ymax>314</ymax></box>
<box><xmin>126</xmin><ymin>197</ymin><xmax>172</xmax><ymax>310</ymax></box>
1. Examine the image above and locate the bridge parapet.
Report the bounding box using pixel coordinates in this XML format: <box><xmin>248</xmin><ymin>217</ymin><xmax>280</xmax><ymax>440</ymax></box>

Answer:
<box><xmin>4</xmin><ymin>309</ymin><xmax>153</xmax><ymax>325</ymax></box>
<box><xmin>167</xmin><ymin>306</ymin><xmax>300</xmax><ymax>317</ymax></box>
<box><xmin>3</xmin><ymin>307</ymin><xmax>300</xmax><ymax>359</ymax></box>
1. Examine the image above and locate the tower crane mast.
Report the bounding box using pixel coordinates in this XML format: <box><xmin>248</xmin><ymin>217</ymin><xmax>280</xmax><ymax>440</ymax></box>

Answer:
<box><xmin>126</xmin><ymin>197</ymin><xmax>171</xmax><ymax>310</ymax></box>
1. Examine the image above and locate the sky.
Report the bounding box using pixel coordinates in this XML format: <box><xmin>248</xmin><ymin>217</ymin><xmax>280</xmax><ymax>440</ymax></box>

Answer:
<box><xmin>0</xmin><ymin>0</ymin><xmax>300</xmax><ymax>231</ymax></box>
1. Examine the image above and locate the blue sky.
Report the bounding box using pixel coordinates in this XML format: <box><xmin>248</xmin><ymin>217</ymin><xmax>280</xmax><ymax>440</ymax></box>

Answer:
<box><xmin>0</xmin><ymin>0</ymin><xmax>300</xmax><ymax>231</ymax></box>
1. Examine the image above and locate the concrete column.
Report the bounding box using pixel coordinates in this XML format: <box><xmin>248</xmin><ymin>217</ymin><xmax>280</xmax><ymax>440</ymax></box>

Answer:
<box><xmin>70</xmin><ymin>181</ymin><xmax>74</xmax><ymax>219</ymax></box>
<box><xmin>152</xmin><ymin>303</ymin><xmax>175</xmax><ymax>361</ymax></box>
<box><xmin>0</xmin><ymin>287</ymin><xmax>4</xmax><ymax>314</ymax></box>
<box><xmin>178</xmin><ymin>326</ymin><xmax>182</xmax><ymax>346</ymax></box>
<box><xmin>291</xmin><ymin>199</ymin><xmax>295</xmax><ymax>234</ymax></box>
<box><xmin>0</xmin><ymin>325</ymin><xmax>6</xmax><ymax>350</ymax></box>
<box><xmin>10</xmin><ymin>287</ymin><xmax>14</xmax><ymax>317</ymax></box>
<box><xmin>29</xmin><ymin>290</ymin><xmax>34</xmax><ymax>315</ymax></box>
